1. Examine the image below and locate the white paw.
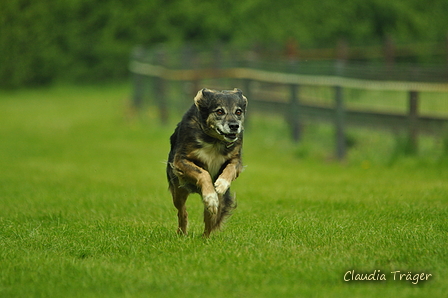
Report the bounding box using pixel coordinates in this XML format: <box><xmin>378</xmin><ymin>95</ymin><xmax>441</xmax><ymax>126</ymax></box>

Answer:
<box><xmin>214</xmin><ymin>178</ymin><xmax>230</xmax><ymax>195</ymax></box>
<box><xmin>203</xmin><ymin>192</ymin><xmax>219</xmax><ymax>215</ymax></box>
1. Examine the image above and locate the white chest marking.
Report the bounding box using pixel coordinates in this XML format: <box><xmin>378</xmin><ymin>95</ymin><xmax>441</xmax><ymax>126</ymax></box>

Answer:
<box><xmin>194</xmin><ymin>143</ymin><xmax>227</xmax><ymax>179</ymax></box>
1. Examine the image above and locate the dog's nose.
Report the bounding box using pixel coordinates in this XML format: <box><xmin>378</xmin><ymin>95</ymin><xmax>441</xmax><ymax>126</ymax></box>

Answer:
<box><xmin>229</xmin><ymin>124</ymin><xmax>239</xmax><ymax>132</ymax></box>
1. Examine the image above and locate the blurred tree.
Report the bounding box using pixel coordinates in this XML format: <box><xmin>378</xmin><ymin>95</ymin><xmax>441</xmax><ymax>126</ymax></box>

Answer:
<box><xmin>0</xmin><ymin>0</ymin><xmax>447</xmax><ymax>88</ymax></box>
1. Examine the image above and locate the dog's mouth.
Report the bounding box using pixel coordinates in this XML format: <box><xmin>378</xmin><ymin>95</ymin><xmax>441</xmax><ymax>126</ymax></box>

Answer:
<box><xmin>217</xmin><ymin>128</ymin><xmax>238</xmax><ymax>142</ymax></box>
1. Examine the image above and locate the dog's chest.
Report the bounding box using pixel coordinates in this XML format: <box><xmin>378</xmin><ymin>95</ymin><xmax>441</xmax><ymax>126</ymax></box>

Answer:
<box><xmin>193</xmin><ymin>143</ymin><xmax>228</xmax><ymax>179</ymax></box>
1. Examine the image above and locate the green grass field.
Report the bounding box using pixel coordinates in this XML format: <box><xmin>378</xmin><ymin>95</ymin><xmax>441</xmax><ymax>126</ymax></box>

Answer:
<box><xmin>0</xmin><ymin>84</ymin><xmax>447</xmax><ymax>297</ymax></box>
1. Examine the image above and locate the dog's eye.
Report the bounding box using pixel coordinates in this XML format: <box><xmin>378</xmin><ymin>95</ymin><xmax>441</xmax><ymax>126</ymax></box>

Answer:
<box><xmin>235</xmin><ymin>109</ymin><xmax>243</xmax><ymax>116</ymax></box>
<box><xmin>216</xmin><ymin>109</ymin><xmax>225</xmax><ymax>115</ymax></box>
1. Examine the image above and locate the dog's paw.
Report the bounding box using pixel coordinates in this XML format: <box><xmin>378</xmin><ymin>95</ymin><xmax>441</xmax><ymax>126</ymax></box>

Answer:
<box><xmin>214</xmin><ymin>178</ymin><xmax>230</xmax><ymax>195</ymax></box>
<box><xmin>203</xmin><ymin>192</ymin><xmax>219</xmax><ymax>215</ymax></box>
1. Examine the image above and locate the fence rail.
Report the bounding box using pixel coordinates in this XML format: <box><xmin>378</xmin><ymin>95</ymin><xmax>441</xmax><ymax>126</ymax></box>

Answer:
<box><xmin>129</xmin><ymin>46</ymin><xmax>448</xmax><ymax>160</ymax></box>
<box><xmin>130</xmin><ymin>60</ymin><xmax>448</xmax><ymax>92</ymax></box>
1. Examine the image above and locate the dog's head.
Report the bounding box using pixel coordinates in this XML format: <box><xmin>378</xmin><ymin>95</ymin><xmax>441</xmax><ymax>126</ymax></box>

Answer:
<box><xmin>194</xmin><ymin>88</ymin><xmax>248</xmax><ymax>143</ymax></box>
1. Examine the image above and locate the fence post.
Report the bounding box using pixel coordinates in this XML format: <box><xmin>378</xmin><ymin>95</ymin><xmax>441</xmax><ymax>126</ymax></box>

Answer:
<box><xmin>289</xmin><ymin>84</ymin><xmax>301</xmax><ymax>142</ymax></box>
<box><xmin>180</xmin><ymin>45</ymin><xmax>194</xmax><ymax>109</ymax></box>
<box><xmin>408</xmin><ymin>90</ymin><xmax>419</xmax><ymax>154</ymax></box>
<box><xmin>384</xmin><ymin>36</ymin><xmax>395</xmax><ymax>65</ymax></box>
<box><xmin>213</xmin><ymin>42</ymin><xmax>223</xmax><ymax>81</ymax></box>
<box><xmin>336</xmin><ymin>39</ymin><xmax>348</xmax><ymax>76</ymax></box>
<box><xmin>242</xmin><ymin>78</ymin><xmax>252</xmax><ymax>126</ymax></box>
<box><xmin>213</xmin><ymin>43</ymin><xmax>222</xmax><ymax>65</ymax></box>
<box><xmin>285</xmin><ymin>38</ymin><xmax>300</xmax><ymax>72</ymax></box>
<box><xmin>334</xmin><ymin>85</ymin><xmax>346</xmax><ymax>160</ymax></box>
<box><xmin>241</xmin><ymin>76</ymin><xmax>251</xmax><ymax>96</ymax></box>
<box><xmin>182</xmin><ymin>44</ymin><xmax>200</xmax><ymax>98</ymax></box>
<box><xmin>445</xmin><ymin>33</ymin><xmax>448</xmax><ymax>82</ymax></box>
<box><xmin>154</xmin><ymin>47</ymin><xmax>168</xmax><ymax>125</ymax></box>
<box><xmin>131</xmin><ymin>46</ymin><xmax>146</xmax><ymax>110</ymax></box>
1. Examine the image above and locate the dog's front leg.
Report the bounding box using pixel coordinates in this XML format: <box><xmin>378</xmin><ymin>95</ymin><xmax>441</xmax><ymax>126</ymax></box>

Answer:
<box><xmin>173</xmin><ymin>158</ymin><xmax>219</xmax><ymax>215</ymax></box>
<box><xmin>214</xmin><ymin>158</ymin><xmax>243</xmax><ymax>195</ymax></box>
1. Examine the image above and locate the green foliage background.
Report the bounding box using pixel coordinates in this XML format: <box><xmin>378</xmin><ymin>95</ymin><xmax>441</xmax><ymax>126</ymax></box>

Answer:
<box><xmin>1</xmin><ymin>0</ymin><xmax>447</xmax><ymax>88</ymax></box>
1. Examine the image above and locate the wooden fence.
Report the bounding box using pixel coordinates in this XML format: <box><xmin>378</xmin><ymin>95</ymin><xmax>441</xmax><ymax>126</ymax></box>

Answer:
<box><xmin>129</xmin><ymin>45</ymin><xmax>448</xmax><ymax>160</ymax></box>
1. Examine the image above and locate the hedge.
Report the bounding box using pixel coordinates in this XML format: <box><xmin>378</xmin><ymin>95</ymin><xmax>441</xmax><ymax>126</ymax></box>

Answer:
<box><xmin>1</xmin><ymin>0</ymin><xmax>447</xmax><ymax>88</ymax></box>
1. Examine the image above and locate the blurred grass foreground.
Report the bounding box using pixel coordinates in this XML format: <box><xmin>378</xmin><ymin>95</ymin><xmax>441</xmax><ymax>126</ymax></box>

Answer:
<box><xmin>0</xmin><ymin>83</ymin><xmax>447</xmax><ymax>297</ymax></box>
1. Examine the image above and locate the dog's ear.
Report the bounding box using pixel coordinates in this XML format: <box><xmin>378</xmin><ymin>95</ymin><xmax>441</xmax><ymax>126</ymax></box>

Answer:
<box><xmin>242</xmin><ymin>95</ymin><xmax>248</xmax><ymax>108</ymax></box>
<box><xmin>194</xmin><ymin>88</ymin><xmax>214</xmax><ymax>108</ymax></box>
<box><xmin>193</xmin><ymin>89</ymin><xmax>205</xmax><ymax>109</ymax></box>
<box><xmin>233</xmin><ymin>88</ymin><xmax>248</xmax><ymax>108</ymax></box>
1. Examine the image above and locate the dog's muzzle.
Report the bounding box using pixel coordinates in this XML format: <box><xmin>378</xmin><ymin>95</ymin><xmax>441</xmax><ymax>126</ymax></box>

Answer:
<box><xmin>217</xmin><ymin>124</ymin><xmax>240</xmax><ymax>142</ymax></box>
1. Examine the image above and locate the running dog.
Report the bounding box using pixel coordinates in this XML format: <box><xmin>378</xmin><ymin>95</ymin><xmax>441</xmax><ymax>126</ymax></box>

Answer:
<box><xmin>167</xmin><ymin>88</ymin><xmax>248</xmax><ymax>237</ymax></box>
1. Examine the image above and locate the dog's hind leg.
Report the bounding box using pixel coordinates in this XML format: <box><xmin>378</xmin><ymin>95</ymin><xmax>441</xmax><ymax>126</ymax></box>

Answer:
<box><xmin>171</xmin><ymin>186</ymin><xmax>189</xmax><ymax>235</ymax></box>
